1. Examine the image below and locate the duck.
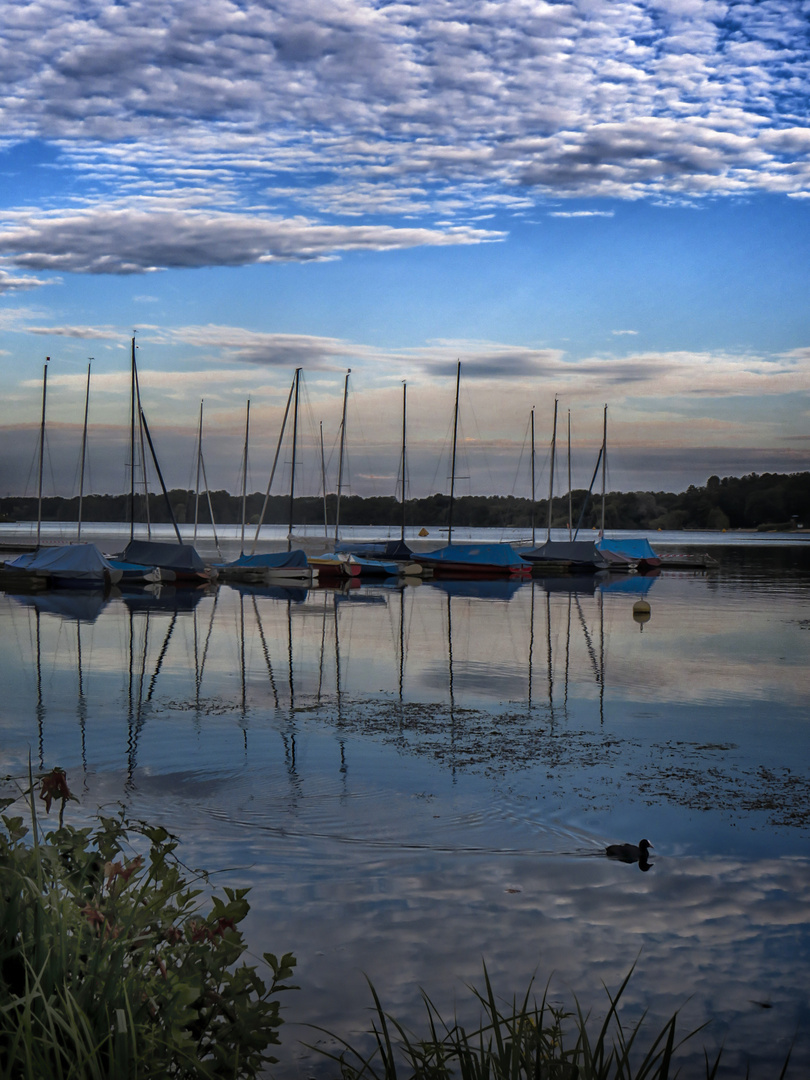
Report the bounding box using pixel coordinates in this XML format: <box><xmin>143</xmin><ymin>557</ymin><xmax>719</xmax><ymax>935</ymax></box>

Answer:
<box><xmin>606</xmin><ymin>839</ymin><xmax>653</xmax><ymax>864</ymax></box>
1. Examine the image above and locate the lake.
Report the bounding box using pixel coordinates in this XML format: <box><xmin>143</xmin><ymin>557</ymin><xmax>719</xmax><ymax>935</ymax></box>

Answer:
<box><xmin>1</xmin><ymin>539</ymin><xmax>809</xmax><ymax>1076</ymax></box>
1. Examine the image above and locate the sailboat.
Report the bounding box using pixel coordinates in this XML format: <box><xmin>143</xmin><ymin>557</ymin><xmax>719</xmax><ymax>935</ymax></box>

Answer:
<box><xmin>115</xmin><ymin>338</ymin><xmax>211</xmax><ymax>583</ymax></box>
<box><xmin>309</xmin><ymin>370</ymin><xmax>360</xmax><ymax>580</ymax></box>
<box><xmin>592</xmin><ymin>408</ymin><xmax>660</xmax><ymax>571</ymax></box>
<box><xmin>519</xmin><ymin>402</ymin><xmax>608</xmax><ymax>572</ymax></box>
<box><xmin>4</xmin><ymin>359</ymin><xmax>124</xmax><ymax>589</ymax></box>
<box><xmin>413</xmin><ymin>362</ymin><xmax>531</xmax><ymax>578</ymax></box>
<box><xmin>216</xmin><ymin>370</ymin><xmax>316</xmax><ymax>584</ymax></box>
<box><xmin>333</xmin><ymin>380</ymin><xmax>420</xmax><ymax>575</ymax></box>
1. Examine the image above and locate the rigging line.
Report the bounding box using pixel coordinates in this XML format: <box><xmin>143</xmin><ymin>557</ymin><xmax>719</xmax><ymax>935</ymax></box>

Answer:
<box><xmin>250</xmin><ymin>372</ymin><xmax>296</xmax><ymax>553</ymax></box>
<box><xmin>509</xmin><ymin>414</ymin><xmax>533</xmax><ymax>497</ymax></box>
<box><xmin>198</xmin><ymin>446</ymin><xmax>223</xmax><ymax>557</ymax></box>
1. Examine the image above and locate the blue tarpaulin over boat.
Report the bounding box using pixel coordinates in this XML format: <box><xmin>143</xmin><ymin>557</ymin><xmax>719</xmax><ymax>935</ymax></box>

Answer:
<box><xmin>415</xmin><ymin>543</ymin><xmax>530</xmax><ymax>575</ymax></box>
<box><xmin>218</xmin><ymin>549</ymin><xmax>309</xmax><ymax>571</ymax></box>
<box><xmin>7</xmin><ymin>543</ymin><xmax>117</xmax><ymax>586</ymax></box>
<box><xmin>334</xmin><ymin>540</ymin><xmax>413</xmax><ymax>560</ymax></box>
<box><xmin>122</xmin><ymin>540</ymin><xmax>206</xmax><ymax>573</ymax></box>
<box><xmin>596</xmin><ymin>537</ymin><xmax>658</xmax><ymax>561</ymax></box>
<box><xmin>519</xmin><ymin>540</ymin><xmax>605</xmax><ymax>569</ymax></box>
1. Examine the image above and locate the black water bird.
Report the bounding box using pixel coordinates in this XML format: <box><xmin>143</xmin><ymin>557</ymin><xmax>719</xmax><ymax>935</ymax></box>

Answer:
<box><xmin>606</xmin><ymin>839</ymin><xmax>653</xmax><ymax>865</ymax></box>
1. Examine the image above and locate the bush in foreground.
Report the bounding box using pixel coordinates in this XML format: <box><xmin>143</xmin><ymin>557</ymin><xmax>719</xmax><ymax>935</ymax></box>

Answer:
<box><xmin>0</xmin><ymin>767</ymin><xmax>295</xmax><ymax>1080</ymax></box>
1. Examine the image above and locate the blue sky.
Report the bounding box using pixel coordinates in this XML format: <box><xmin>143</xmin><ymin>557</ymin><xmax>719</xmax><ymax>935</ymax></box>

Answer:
<box><xmin>1</xmin><ymin>0</ymin><xmax>809</xmax><ymax>500</ymax></box>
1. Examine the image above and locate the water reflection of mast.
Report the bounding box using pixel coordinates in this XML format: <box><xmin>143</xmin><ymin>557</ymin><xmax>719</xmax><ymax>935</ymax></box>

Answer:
<box><xmin>76</xmin><ymin>618</ymin><xmax>88</xmax><ymax>773</ymax></box>
<box><xmin>334</xmin><ymin>594</ymin><xmax>342</xmax><ymax>720</ymax></box>
<box><xmin>545</xmin><ymin>589</ymin><xmax>554</xmax><ymax>723</ymax></box>
<box><xmin>239</xmin><ymin>591</ymin><xmax>248</xmax><ymax>747</ymax></box>
<box><xmin>399</xmin><ymin>586</ymin><xmax>406</xmax><ymax>706</ymax></box>
<box><xmin>447</xmin><ymin>591</ymin><xmax>457</xmax><ymax>776</ymax></box>
<box><xmin>35</xmin><ymin>606</ymin><xmax>44</xmax><ymax>767</ymax></box>
<box><xmin>563</xmin><ymin>592</ymin><xmax>572</xmax><ymax>714</ymax></box>
<box><xmin>251</xmin><ymin>596</ymin><xmax>279</xmax><ymax>709</ymax></box>
<box><xmin>527</xmin><ymin>579</ymin><xmax>535</xmax><ymax>713</ymax></box>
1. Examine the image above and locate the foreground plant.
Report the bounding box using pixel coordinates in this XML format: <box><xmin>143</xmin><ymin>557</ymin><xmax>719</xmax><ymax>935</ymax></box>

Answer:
<box><xmin>310</xmin><ymin>964</ymin><xmax>792</xmax><ymax>1080</ymax></box>
<box><xmin>0</xmin><ymin>767</ymin><xmax>296</xmax><ymax>1080</ymax></box>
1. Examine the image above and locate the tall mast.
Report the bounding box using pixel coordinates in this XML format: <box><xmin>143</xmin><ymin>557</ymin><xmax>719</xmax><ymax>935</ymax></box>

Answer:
<box><xmin>334</xmin><ymin>368</ymin><xmax>350</xmax><ymax>544</ymax></box>
<box><xmin>567</xmin><ymin>409</ymin><xmax>572</xmax><ymax>541</ymax></box>
<box><xmin>77</xmin><ymin>361</ymin><xmax>91</xmax><ymax>542</ymax></box>
<box><xmin>600</xmin><ymin>404</ymin><xmax>607</xmax><ymax>539</ymax></box>
<box><xmin>319</xmin><ymin>421</ymin><xmax>328</xmax><ymax>541</ymax></box>
<box><xmin>448</xmin><ymin>360</ymin><xmax>461</xmax><ymax>545</ymax></box>
<box><xmin>250</xmin><ymin>370</ymin><xmax>297</xmax><ymax>554</ymax></box>
<box><xmin>530</xmin><ymin>407</ymin><xmax>536</xmax><ymax>545</ymax></box>
<box><xmin>129</xmin><ymin>336</ymin><xmax>136</xmax><ymax>541</ymax></box>
<box><xmin>240</xmin><ymin>398</ymin><xmax>250</xmax><ymax>554</ymax></box>
<box><xmin>36</xmin><ymin>359</ymin><xmax>49</xmax><ymax>548</ymax></box>
<box><xmin>288</xmin><ymin>369</ymin><xmax>300</xmax><ymax>552</ymax></box>
<box><xmin>547</xmin><ymin>397</ymin><xmax>558</xmax><ymax>543</ymax></box>
<box><xmin>400</xmin><ymin>380</ymin><xmax>407</xmax><ymax>543</ymax></box>
<box><xmin>193</xmin><ymin>400</ymin><xmax>204</xmax><ymax>544</ymax></box>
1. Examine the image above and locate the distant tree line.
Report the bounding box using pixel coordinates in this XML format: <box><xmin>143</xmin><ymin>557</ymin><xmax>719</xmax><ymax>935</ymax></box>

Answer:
<box><xmin>1</xmin><ymin>472</ymin><xmax>808</xmax><ymax>532</ymax></box>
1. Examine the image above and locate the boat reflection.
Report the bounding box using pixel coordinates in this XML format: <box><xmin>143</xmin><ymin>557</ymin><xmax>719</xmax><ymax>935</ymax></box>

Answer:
<box><xmin>3</xmin><ymin>572</ymin><xmax>625</xmax><ymax>777</ymax></box>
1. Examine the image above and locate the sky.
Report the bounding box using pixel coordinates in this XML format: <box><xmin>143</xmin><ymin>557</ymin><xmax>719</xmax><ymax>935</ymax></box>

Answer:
<box><xmin>1</xmin><ymin>0</ymin><xmax>809</xmax><ymax>503</ymax></box>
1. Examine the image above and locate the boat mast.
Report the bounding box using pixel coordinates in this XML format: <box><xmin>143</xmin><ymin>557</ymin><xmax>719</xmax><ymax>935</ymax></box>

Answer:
<box><xmin>240</xmin><ymin>398</ymin><xmax>250</xmax><ymax>554</ymax></box>
<box><xmin>193</xmin><ymin>400</ymin><xmax>203</xmax><ymax>544</ymax></box>
<box><xmin>36</xmin><ymin>359</ymin><xmax>48</xmax><ymax>548</ymax></box>
<box><xmin>334</xmin><ymin>368</ymin><xmax>350</xmax><ymax>544</ymax></box>
<box><xmin>250</xmin><ymin>369</ymin><xmax>297</xmax><ymax>554</ymax></box>
<box><xmin>567</xmin><ymin>409</ymin><xmax>572</xmax><ymax>541</ymax></box>
<box><xmin>129</xmin><ymin>337</ymin><xmax>136</xmax><ymax>541</ymax></box>
<box><xmin>547</xmin><ymin>397</ymin><xmax>558</xmax><ymax>543</ymax></box>
<box><xmin>600</xmin><ymin>404</ymin><xmax>607</xmax><ymax>539</ymax></box>
<box><xmin>529</xmin><ymin>406</ymin><xmax>535</xmax><ymax>544</ymax></box>
<box><xmin>76</xmin><ymin>361</ymin><xmax>91</xmax><ymax>542</ymax></box>
<box><xmin>448</xmin><ymin>360</ymin><xmax>461</xmax><ymax>545</ymax></box>
<box><xmin>400</xmin><ymin>380</ymin><xmax>407</xmax><ymax>543</ymax></box>
<box><xmin>288</xmin><ymin>369</ymin><xmax>300</xmax><ymax>552</ymax></box>
<box><xmin>320</xmin><ymin>421</ymin><xmax>328</xmax><ymax>541</ymax></box>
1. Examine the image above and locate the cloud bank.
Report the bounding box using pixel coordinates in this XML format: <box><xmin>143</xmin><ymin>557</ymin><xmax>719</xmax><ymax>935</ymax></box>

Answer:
<box><xmin>0</xmin><ymin>0</ymin><xmax>808</xmax><ymax>272</ymax></box>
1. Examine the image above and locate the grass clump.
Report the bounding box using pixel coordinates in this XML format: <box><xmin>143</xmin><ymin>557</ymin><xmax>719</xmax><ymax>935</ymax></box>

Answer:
<box><xmin>311</xmin><ymin>965</ymin><xmax>792</xmax><ymax>1080</ymax></box>
<box><xmin>0</xmin><ymin>767</ymin><xmax>296</xmax><ymax>1080</ymax></box>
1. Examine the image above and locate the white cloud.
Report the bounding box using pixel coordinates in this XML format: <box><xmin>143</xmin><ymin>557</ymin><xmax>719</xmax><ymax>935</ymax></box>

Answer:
<box><xmin>0</xmin><ymin>204</ymin><xmax>503</xmax><ymax>274</ymax></box>
<box><xmin>0</xmin><ymin>0</ymin><xmax>807</xmax><ymax>233</ymax></box>
<box><xmin>0</xmin><ymin>266</ymin><xmax>52</xmax><ymax>294</ymax></box>
<box><xmin>549</xmin><ymin>210</ymin><xmax>615</xmax><ymax>218</ymax></box>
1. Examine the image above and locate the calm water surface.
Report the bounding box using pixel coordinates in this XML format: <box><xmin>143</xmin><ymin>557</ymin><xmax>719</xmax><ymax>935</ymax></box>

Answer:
<box><xmin>2</xmin><ymin>543</ymin><xmax>809</xmax><ymax>1077</ymax></box>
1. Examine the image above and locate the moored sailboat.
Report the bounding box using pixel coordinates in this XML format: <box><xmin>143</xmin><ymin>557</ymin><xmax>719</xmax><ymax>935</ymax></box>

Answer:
<box><xmin>413</xmin><ymin>363</ymin><xmax>530</xmax><ymax>578</ymax></box>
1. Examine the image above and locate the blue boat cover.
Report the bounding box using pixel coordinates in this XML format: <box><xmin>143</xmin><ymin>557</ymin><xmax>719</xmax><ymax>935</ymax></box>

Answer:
<box><xmin>219</xmin><ymin>549</ymin><xmax>309</xmax><ymax>570</ymax></box>
<box><xmin>417</xmin><ymin>543</ymin><xmax>528</xmax><ymax>569</ymax></box>
<box><xmin>122</xmin><ymin>540</ymin><xmax>206</xmax><ymax>572</ymax></box>
<box><xmin>7</xmin><ymin>543</ymin><xmax>114</xmax><ymax>581</ymax></box>
<box><xmin>596</xmin><ymin>537</ymin><xmax>658</xmax><ymax>560</ymax></box>
<box><xmin>335</xmin><ymin>540</ymin><xmax>413</xmax><ymax>560</ymax></box>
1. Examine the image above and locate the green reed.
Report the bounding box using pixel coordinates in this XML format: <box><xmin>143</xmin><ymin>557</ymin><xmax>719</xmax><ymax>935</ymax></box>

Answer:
<box><xmin>309</xmin><ymin>963</ymin><xmax>793</xmax><ymax>1080</ymax></box>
